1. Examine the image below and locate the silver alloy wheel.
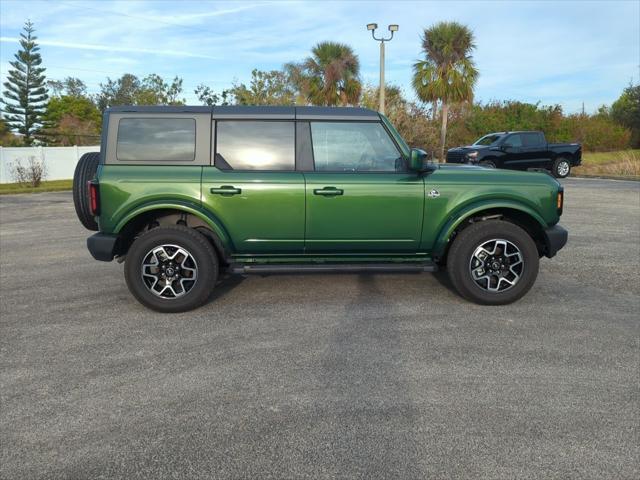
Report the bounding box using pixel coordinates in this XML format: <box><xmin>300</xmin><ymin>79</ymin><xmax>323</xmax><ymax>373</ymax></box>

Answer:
<box><xmin>557</xmin><ymin>160</ymin><xmax>570</xmax><ymax>177</ymax></box>
<box><xmin>141</xmin><ymin>244</ymin><xmax>198</xmax><ymax>299</ymax></box>
<box><xmin>468</xmin><ymin>238</ymin><xmax>524</xmax><ymax>292</ymax></box>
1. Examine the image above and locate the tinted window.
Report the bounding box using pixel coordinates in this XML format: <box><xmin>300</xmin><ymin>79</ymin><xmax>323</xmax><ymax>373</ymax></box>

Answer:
<box><xmin>215</xmin><ymin>121</ymin><xmax>294</xmax><ymax>170</ymax></box>
<box><xmin>522</xmin><ymin>132</ymin><xmax>544</xmax><ymax>147</ymax></box>
<box><xmin>311</xmin><ymin>122</ymin><xmax>402</xmax><ymax>172</ymax></box>
<box><xmin>117</xmin><ymin>118</ymin><xmax>195</xmax><ymax>161</ymax></box>
<box><xmin>503</xmin><ymin>134</ymin><xmax>523</xmax><ymax>147</ymax></box>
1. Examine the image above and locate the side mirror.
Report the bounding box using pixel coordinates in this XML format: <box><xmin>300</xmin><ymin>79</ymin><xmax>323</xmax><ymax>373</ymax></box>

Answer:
<box><xmin>409</xmin><ymin>148</ymin><xmax>428</xmax><ymax>171</ymax></box>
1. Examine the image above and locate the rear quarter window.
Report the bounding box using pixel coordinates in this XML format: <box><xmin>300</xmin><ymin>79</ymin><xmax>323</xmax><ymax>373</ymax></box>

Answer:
<box><xmin>116</xmin><ymin>118</ymin><xmax>196</xmax><ymax>162</ymax></box>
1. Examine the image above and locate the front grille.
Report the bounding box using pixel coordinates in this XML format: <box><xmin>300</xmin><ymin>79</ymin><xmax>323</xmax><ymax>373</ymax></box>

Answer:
<box><xmin>446</xmin><ymin>150</ymin><xmax>466</xmax><ymax>163</ymax></box>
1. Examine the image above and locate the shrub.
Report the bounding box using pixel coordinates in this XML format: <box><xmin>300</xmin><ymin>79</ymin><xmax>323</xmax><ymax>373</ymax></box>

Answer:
<box><xmin>445</xmin><ymin>100</ymin><xmax>631</xmax><ymax>152</ymax></box>
<box><xmin>10</xmin><ymin>157</ymin><xmax>47</xmax><ymax>187</ymax></box>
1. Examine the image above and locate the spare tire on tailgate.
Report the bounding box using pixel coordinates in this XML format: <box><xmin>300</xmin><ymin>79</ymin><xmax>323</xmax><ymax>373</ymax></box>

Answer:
<box><xmin>73</xmin><ymin>152</ymin><xmax>100</xmax><ymax>231</ymax></box>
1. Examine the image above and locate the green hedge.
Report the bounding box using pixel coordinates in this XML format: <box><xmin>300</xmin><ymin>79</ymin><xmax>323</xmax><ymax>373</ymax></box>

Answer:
<box><xmin>394</xmin><ymin>100</ymin><xmax>632</xmax><ymax>153</ymax></box>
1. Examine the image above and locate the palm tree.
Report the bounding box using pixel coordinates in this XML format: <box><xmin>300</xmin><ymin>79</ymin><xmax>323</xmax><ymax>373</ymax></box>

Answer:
<box><xmin>412</xmin><ymin>22</ymin><xmax>478</xmax><ymax>162</ymax></box>
<box><xmin>287</xmin><ymin>42</ymin><xmax>361</xmax><ymax>106</ymax></box>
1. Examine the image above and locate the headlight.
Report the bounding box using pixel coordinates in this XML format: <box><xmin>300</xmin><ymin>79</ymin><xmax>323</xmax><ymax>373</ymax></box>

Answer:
<box><xmin>467</xmin><ymin>151</ymin><xmax>479</xmax><ymax>159</ymax></box>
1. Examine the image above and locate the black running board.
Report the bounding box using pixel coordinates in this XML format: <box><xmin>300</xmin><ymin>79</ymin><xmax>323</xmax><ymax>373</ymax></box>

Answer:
<box><xmin>229</xmin><ymin>262</ymin><xmax>438</xmax><ymax>274</ymax></box>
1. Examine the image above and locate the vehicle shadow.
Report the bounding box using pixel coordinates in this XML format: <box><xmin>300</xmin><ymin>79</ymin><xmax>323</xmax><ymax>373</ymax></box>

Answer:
<box><xmin>205</xmin><ymin>272</ymin><xmax>246</xmax><ymax>304</ymax></box>
<box><xmin>431</xmin><ymin>268</ymin><xmax>457</xmax><ymax>295</ymax></box>
<box><xmin>316</xmin><ymin>273</ymin><xmax>423</xmax><ymax>477</ymax></box>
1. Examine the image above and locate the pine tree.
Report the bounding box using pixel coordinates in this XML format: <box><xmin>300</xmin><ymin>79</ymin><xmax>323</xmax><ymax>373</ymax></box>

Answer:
<box><xmin>1</xmin><ymin>21</ymin><xmax>48</xmax><ymax>145</ymax></box>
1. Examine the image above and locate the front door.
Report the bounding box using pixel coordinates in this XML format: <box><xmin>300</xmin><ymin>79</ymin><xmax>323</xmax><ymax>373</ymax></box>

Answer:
<box><xmin>202</xmin><ymin>120</ymin><xmax>305</xmax><ymax>254</ymax></box>
<box><xmin>304</xmin><ymin>121</ymin><xmax>424</xmax><ymax>253</ymax></box>
<box><xmin>502</xmin><ymin>133</ymin><xmax>525</xmax><ymax>168</ymax></box>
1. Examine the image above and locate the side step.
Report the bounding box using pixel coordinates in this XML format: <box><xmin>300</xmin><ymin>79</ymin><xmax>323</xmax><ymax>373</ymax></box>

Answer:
<box><xmin>229</xmin><ymin>262</ymin><xmax>438</xmax><ymax>274</ymax></box>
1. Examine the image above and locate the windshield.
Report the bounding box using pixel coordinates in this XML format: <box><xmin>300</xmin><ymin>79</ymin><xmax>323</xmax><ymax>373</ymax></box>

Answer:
<box><xmin>473</xmin><ymin>134</ymin><xmax>503</xmax><ymax>146</ymax></box>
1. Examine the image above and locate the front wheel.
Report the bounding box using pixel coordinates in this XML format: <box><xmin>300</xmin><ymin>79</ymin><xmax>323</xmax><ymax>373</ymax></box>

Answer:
<box><xmin>552</xmin><ymin>157</ymin><xmax>571</xmax><ymax>178</ymax></box>
<box><xmin>479</xmin><ymin>160</ymin><xmax>496</xmax><ymax>168</ymax></box>
<box><xmin>447</xmin><ymin>220</ymin><xmax>539</xmax><ymax>305</ymax></box>
<box><xmin>124</xmin><ymin>226</ymin><xmax>218</xmax><ymax>312</ymax></box>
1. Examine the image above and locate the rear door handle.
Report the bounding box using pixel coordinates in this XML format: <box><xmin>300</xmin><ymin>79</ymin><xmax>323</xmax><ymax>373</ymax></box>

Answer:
<box><xmin>313</xmin><ymin>187</ymin><xmax>344</xmax><ymax>196</ymax></box>
<box><xmin>210</xmin><ymin>186</ymin><xmax>241</xmax><ymax>195</ymax></box>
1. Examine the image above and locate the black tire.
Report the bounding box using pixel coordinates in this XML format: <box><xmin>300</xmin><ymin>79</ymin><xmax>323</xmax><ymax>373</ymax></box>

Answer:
<box><xmin>447</xmin><ymin>220</ymin><xmax>539</xmax><ymax>305</ymax></box>
<box><xmin>72</xmin><ymin>152</ymin><xmax>100</xmax><ymax>231</ymax></box>
<box><xmin>124</xmin><ymin>226</ymin><xmax>218</xmax><ymax>313</ymax></box>
<box><xmin>552</xmin><ymin>157</ymin><xmax>571</xmax><ymax>178</ymax></box>
<box><xmin>479</xmin><ymin>160</ymin><xmax>496</xmax><ymax>168</ymax></box>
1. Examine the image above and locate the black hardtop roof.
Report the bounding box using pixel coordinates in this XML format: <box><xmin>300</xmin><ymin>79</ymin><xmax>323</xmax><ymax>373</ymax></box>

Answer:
<box><xmin>105</xmin><ymin>105</ymin><xmax>380</xmax><ymax>120</ymax></box>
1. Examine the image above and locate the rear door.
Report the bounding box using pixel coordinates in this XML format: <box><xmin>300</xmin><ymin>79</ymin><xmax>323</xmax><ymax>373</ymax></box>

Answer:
<box><xmin>303</xmin><ymin>121</ymin><xmax>424</xmax><ymax>253</ymax></box>
<box><xmin>521</xmin><ymin>132</ymin><xmax>551</xmax><ymax>168</ymax></box>
<box><xmin>201</xmin><ymin>119</ymin><xmax>305</xmax><ymax>253</ymax></box>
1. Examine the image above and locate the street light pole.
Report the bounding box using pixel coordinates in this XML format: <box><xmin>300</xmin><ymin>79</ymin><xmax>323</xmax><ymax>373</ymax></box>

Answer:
<box><xmin>367</xmin><ymin>23</ymin><xmax>398</xmax><ymax>116</ymax></box>
<box><xmin>379</xmin><ymin>40</ymin><xmax>385</xmax><ymax>115</ymax></box>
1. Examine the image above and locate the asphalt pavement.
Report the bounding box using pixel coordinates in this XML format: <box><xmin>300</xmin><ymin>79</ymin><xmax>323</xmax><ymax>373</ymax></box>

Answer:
<box><xmin>1</xmin><ymin>178</ymin><xmax>638</xmax><ymax>479</ymax></box>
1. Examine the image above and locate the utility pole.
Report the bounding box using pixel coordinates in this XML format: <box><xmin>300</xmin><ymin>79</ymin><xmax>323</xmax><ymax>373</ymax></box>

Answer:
<box><xmin>366</xmin><ymin>23</ymin><xmax>398</xmax><ymax>115</ymax></box>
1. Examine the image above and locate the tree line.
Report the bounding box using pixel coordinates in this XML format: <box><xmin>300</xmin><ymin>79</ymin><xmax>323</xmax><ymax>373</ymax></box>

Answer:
<box><xmin>1</xmin><ymin>20</ymin><xmax>638</xmax><ymax>155</ymax></box>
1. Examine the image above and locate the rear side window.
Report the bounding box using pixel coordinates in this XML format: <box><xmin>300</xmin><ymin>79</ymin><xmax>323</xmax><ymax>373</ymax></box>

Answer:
<box><xmin>117</xmin><ymin>118</ymin><xmax>196</xmax><ymax>161</ymax></box>
<box><xmin>310</xmin><ymin>122</ymin><xmax>402</xmax><ymax>172</ymax></box>
<box><xmin>503</xmin><ymin>134</ymin><xmax>523</xmax><ymax>148</ymax></box>
<box><xmin>215</xmin><ymin>121</ymin><xmax>294</xmax><ymax>171</ymax></box>
<box><xmin>522</xmin><ymin>132</ymin><xmax>544</xmax><ymax>147</ymax></box>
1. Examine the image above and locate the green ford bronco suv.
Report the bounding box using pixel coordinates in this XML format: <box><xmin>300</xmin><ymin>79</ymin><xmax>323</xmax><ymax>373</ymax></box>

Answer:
<box><xmin>73</xmin><ymin>105</ymin><xmax>567</xmax><ymax>312</ymax></box>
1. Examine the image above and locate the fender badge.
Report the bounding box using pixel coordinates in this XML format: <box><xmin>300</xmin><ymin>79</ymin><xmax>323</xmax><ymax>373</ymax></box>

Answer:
<box><xmin>427</xmin><ymin>189</ymin><xmax>440</xmax><ymax>198</ymax></box>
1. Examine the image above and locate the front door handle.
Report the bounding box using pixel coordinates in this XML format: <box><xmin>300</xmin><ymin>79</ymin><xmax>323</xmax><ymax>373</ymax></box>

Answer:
<box><xmin>313</xmin><ymin>187</ymin><xmax>344</xmax><ymax>196</ymax></box>
<box><xmin>210</xmin><ymin>186</ymin><xmax>241</xmax><ymax>195</ymax></box>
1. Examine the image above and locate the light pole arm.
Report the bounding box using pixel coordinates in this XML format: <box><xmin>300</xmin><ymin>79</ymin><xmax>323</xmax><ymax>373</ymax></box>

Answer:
<box><xmin>371</xmin><ymin>31</ymin><xmax>394</xmax><ymax>42</ymax></box>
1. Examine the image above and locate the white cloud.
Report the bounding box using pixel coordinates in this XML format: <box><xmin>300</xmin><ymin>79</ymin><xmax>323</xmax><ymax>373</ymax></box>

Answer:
<box><xmin>0</xmin><ymin>36</ymin><xmax>219</xmax><ymax>59</ymax></box>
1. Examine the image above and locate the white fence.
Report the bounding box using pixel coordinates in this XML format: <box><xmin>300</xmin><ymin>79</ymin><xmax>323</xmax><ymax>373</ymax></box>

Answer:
<box><xmin>0</xmin><ymin>146</ymin><xmax>101</xmax><ymax>183</ymax></box>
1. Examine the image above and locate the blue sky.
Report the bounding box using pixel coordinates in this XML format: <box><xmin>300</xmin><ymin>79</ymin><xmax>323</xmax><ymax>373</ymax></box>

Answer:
<box><xmin>1</xmin><ymin>0</ymin><xmax>638</xmax><ymax>113</ymax></box>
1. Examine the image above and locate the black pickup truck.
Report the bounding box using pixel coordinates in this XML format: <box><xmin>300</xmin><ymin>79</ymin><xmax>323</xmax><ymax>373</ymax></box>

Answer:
<box><xmin>446</xmin><ymin>131</ymin><xmax>581</xmax><ymax>178</ymax></box>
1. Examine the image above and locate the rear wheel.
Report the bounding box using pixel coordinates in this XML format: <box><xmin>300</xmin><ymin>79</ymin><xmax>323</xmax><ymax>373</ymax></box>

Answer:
<box><xmin>125</xmin><ymin>226</ymin><xmax>218</xmax><ymax>312</ymax></box>
<box><xmin>552</xmin><ymin>157</ymin><xmax>571</xmax><ymax>178</ymax></box>
<box><xmin>447</xmin><ymin>220</ymin><xmax>539</xmax><ymax>305</ymax></box>
<box><xmin>72</xmin><ymin>152</ymin><xmax>100</xmax><ymax>231</ymax></box>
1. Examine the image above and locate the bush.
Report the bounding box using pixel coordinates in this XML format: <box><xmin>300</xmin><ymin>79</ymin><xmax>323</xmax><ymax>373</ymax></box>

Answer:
<box><xmin>367</xmin><ymin>90</ymin><xmax>632</xmax><ymax>153</ymax></box>
<box><xmin>562</xmin><ymin>114</ymin><xmax>631</xmax><ymax>152</ymax></box>
<box><xmin>611</xmin><ymin>84</ymin><xmax>640</xmax><ymax>148</ymax></box>
<box><xmin>10</xmin><ymin>157</ymin><xmax>47</xmax><ymax>187</ymax></box>
<box><xmin>444</xmin><ymin>101</ymin><xmax>631</xmax><ymax>152</ymax></box>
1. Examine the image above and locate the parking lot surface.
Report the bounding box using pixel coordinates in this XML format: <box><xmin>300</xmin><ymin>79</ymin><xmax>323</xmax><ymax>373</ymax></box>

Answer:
<box><xmin>1</xmin><ymin>178</ymin><xmax>639</xmax><ymax>479</ymax></box>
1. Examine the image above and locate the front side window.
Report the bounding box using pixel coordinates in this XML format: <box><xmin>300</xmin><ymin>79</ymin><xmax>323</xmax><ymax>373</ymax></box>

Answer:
<box><xmin>117</xmin><ymin>118</ymin><xmax>196</xmax><ymax>161</ymax></box>
<box><xmin>311</xmin><ymin>122</ymin><xmax>403</xmax><ymax>172</ymax></box>
<box><xmin>215</xmin><ymin>121</ymin><xmax>295</xmax><ymax>170</ymax></box>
